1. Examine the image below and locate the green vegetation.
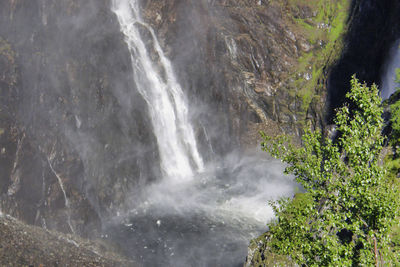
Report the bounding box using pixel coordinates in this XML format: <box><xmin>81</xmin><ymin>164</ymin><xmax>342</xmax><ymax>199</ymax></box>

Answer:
<box><xmin>256</xmin><ymin>76</ymin><xmax>399</xmax><ymax>266</ymax></box>
<box><xmin>390</xmin><ymin>98</ymin><xmax>400</xmax><ymax>152</ymax></box>
<box><xmin>282</xmin><ymin>0</ymin><xmax>350</xmax><ymax>115</ymax></box>
<box><xmin>383</xmin><ymin>68</ymin><xmax>400</xmax><ymax>264</ymax></box>
<box><xmin>388</xmin><ymin>69</ymin><xmax>400</xmax><ymax>154</ymax></box>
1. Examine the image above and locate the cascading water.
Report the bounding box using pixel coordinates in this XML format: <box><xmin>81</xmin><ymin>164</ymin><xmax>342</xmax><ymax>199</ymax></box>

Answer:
<box><xmin>108</xmin><ymin>1</ymin><xmax>296</xmax><ymax>266</ymax></box>
<box><xmin>381</xmin><ymin>39</ymin><xmax>400</xmax><ymax>100</ymax></box>
<box><xmin>111</xmin><ymin>0</ymin><xmax>203</xmax><ymax>181</ymax></box>
<box><xmin>47</xmin><ymin>157</ymin><xmax>75</xmax><ymax>234</ymax></box>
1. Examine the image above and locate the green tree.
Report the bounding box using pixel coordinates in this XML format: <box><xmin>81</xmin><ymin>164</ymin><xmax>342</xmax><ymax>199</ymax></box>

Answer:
<box><xmin>261</xmin><ymin>76</ymin><xmax>399</xmax><ymax>266</ymax></box>
<box><xmin>389</xmin><ymin>68</ymin><xmax>400</xmax><ymax>153</ymax></box>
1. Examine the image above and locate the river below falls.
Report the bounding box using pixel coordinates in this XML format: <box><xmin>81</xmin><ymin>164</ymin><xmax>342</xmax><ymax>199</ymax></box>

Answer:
<box><xmin>103</xmin><ymin>149</ymin><xmax>296</xmax><ymax>267</ymax></box>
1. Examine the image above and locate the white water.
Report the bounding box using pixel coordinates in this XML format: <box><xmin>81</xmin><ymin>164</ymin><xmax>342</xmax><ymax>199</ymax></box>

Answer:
<box><xmin>111</xmin><ymin>0</ymin><xmax>204</xmax><ymax>181</ymax></box>
<box><xmin>105</xmin><ymin>149</ymin><xmax>296</xmax><ymax>266</ymax></box>
<box><xmin>47</xmin><ymin>152</ymin><xmax>75</xmax><ymax>234</ymax></box>
<box><xmin>381</xmin><ymin>39</ymin><xmax>400</xmax><ymax>100</ymax></box>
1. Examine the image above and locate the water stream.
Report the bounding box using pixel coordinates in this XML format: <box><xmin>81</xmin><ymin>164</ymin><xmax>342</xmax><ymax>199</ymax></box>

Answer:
<box><xmin>381</xmin><ymin>39</ymin><xmax>400</xmax><ymax>100</ymax></box>
<box><xmin>47</xmin><ymin>153</ymin><xmax>75</xmax><ymax>234</ymax></box>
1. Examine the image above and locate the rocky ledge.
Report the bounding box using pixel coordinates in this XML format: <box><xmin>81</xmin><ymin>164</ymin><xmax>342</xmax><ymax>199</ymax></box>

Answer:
<box><xmin>0</xmin><ymin>211</ymin><xmax>133</xmax><ymax>267</ymax></box>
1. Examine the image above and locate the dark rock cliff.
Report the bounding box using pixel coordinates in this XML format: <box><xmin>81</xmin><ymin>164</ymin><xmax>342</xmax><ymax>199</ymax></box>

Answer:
<box><xmin>328</xmin><ymin>0</ymin><xmax>400</xmax><ymax>120</ymax></box>
<box><xmin>0</xmin><ymin>0</ymin><xmax>160</xmax><ymax>236</ymax></box>
<box><xmin>143</xmin><ymin>0</ymin><xmax>304</xmax><ymax>150</ymax></box>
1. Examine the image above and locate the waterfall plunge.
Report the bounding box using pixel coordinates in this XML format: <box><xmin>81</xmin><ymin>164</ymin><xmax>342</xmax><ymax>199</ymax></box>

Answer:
<box><xmin>109</xmin><ymin>1</ymin><xmax>297</xmax><ymax>266</ymax></box>
<box><xmin>381</xmin><ymin>40</ymin><xmax>400</xmax><ymax>100</ymax></box>
<box><xmin>111</xmin><ymin>0</ymin><xmax>204</xmax><ymax>181</ymax></box>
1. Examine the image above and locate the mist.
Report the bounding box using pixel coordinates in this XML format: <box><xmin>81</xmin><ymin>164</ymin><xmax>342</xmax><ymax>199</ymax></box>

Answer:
<box><xmin>104</xmin><ymin>147</ymin><xmax>297</xmax><ymax>267</ymax></box>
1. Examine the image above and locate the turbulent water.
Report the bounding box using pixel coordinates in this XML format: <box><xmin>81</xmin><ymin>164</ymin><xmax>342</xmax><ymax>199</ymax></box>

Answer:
<box><xmin>109</xmin><ymin>1</ymin><xmax>296</xmax><ymax>266</ymax></box>
<box><xmin>381</xmin><ymin>39</ymin><xmax>400</xmax><ymax>100</ymax></box>
<box><xmin>105</xmin><ymin>150</ymin><xmax>296</xmax><ymax>266</ymax></box>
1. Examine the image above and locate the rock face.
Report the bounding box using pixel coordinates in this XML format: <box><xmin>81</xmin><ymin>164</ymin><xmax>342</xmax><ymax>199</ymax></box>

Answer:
<box><xmin>244</xmin><ymin>233</ymin><xmax>297</xmax><ymax>267</ymax></box>
<box><xmin>141</xmin><ymin>0</ymin><xmax>350</xmax><ymax>147</ymax></box>
<box><xmin>0</xmin><ymin>0</ymin><xmax>160</xmax><ymax>236</ymax></box>
<box><xmin>142</xmin><ymin>0</ymin><xmax>302</xmax><ymax>149</ymax></box>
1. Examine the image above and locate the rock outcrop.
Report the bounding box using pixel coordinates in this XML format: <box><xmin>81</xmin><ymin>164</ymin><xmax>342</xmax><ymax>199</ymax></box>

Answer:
<box><xmin>0</xmin><ymin>213</ymin><xmax>132</xmax><ymax>266</ymax></box>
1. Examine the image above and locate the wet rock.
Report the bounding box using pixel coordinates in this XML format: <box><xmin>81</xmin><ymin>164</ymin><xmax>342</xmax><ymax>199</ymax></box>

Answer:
<box><xmin>142</xmin><ymin>0</ymin><xmax>348</xmax><ymax>148</ymax></box>
<box><xmin>244</xmin><ymin>232</ymin><xmax>297</xmax><ymax>267</ymax></box>
<box><xmin>0</xmin><ymin>0</ymin><xmax>160</xmax><ymax>236</ymax></box>
<box><xmin>0</xmin><ymin>214</ymin><xmax>133</xmax><ymax>266</ymax></box>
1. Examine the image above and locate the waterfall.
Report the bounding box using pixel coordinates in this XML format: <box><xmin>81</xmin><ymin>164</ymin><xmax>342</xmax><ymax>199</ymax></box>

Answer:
<box><xmin>381</xmin><ymin>39</ymin><xmax>400</xmax><ymax>100</ymax></box>
<box><xmin>111</xmin><ymin>0</ymin><xmax>204</xmax><ymax>180</ymax></box>
<box><xmin>108</xmin><ymin>2</ymin><xmax>298</xmax><ymax>266</ymax></box>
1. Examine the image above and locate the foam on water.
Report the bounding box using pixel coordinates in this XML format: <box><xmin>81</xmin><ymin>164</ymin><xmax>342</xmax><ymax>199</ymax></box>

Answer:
<box><xmin>104</xmin><ymin>148</ymin><xmax>296</xmax><ymax>266</ymax></box>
